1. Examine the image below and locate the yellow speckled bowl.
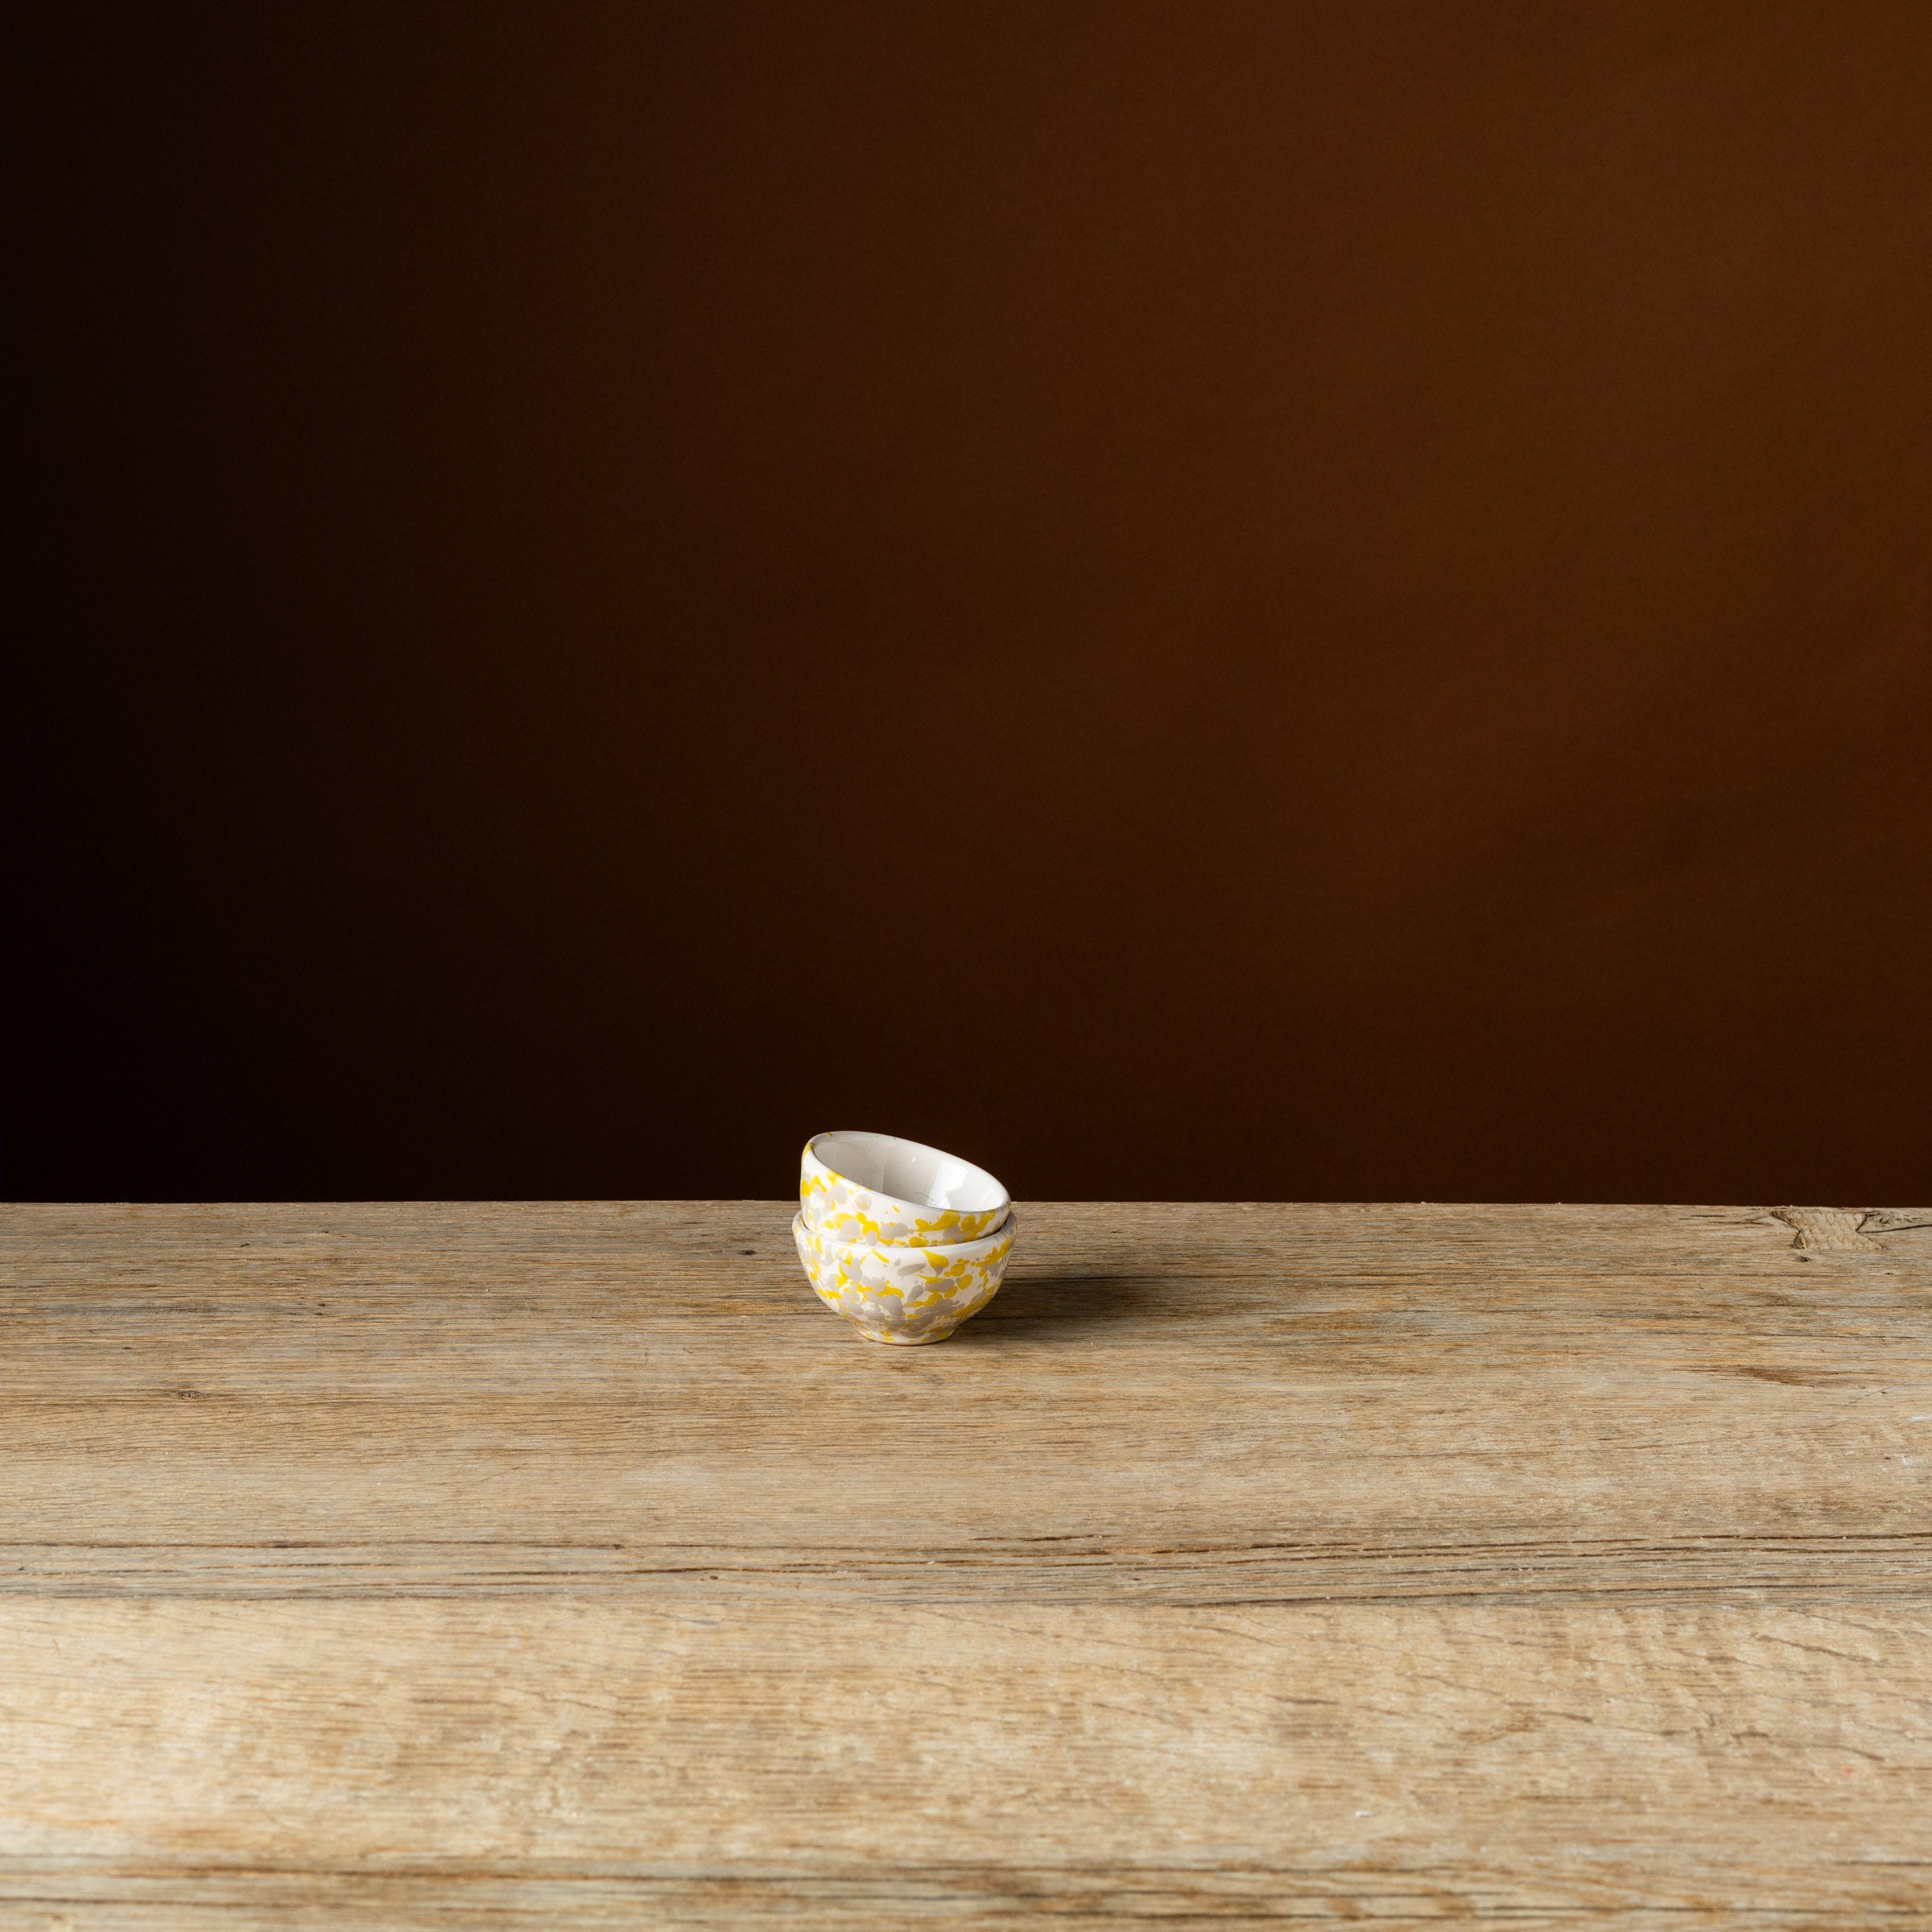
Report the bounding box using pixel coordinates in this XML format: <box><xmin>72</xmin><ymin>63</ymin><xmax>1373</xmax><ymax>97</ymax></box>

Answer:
<box><xmin>792</xmin><ymin>1210</ymin><xmax>1016</xmax><ymax>1344</ymax></box>
<box><xmin>800</xmin><ymin>1130</ymin><xmax>1009</xmax><ymax>1246</ymax></box>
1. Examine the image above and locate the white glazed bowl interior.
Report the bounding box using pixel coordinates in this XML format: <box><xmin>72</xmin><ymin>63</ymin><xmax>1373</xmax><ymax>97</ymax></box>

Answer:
<box><xmin>801</xmin><ymin>1130</ymin><xmax>1009</xmax><ymax>1245</ymax></box>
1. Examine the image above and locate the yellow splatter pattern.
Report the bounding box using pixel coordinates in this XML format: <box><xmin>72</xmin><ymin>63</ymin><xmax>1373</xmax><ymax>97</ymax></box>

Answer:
<box><xmin>791</xmin><ymin>1212</ymin><xmax>1015</xmax><ymax>1345</ymax></box>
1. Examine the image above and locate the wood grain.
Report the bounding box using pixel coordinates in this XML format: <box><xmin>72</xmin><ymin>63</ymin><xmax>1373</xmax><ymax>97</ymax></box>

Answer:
<box><xmin>2</xmin><ymin>1199</ymin><xmax>1929</xmax><ymax>1926</ymax></box>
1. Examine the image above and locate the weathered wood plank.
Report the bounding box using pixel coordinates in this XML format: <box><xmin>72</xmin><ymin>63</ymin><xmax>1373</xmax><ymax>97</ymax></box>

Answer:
<box><xmin>2</xmin><ymin>1200</ymin><xmax>1929</xmax><ymax>1926</ymax></box>
<box><xmin>2</xmin><ymin>1202</ymin><xmax>1926</xmax><ymax>1604</ymax></box>
<box><xmin>2</xmin><ymin>1600</ymin><xmax>1930</xmax><ymax>1926</ymax></box>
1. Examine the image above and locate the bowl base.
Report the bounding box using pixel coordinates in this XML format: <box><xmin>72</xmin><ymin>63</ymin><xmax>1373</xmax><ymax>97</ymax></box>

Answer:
<box><xmin>850</xmin><ymin>1322</ymin><xmax>962</xmax><ymax>1345</ymax></box>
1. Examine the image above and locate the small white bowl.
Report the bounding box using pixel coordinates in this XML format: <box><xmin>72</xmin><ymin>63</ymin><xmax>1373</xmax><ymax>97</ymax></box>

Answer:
<box><xmin>793</xmin><ymin>1211</ymin><xmax>1016</xmax><ymax>1344</ymax></box>
<box><xmin>799</xmin><ymin>1130</ymin><xmax>1010</xmax><ymax>1246</ymax></box>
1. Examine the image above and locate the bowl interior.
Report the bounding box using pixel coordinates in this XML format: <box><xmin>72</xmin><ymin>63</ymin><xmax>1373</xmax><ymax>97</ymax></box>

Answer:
<box><xmin>812</xmin><ymin>1131</ymin><xmax>1008</xmax><ymax>1215</ymax></box>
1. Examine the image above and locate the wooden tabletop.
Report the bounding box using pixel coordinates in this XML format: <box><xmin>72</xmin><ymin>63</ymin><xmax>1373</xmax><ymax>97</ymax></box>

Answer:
<box><xmin>2</xmin><ymin>1199</ymin><xmax>1930</xmax><ymax>1927</ymax></box>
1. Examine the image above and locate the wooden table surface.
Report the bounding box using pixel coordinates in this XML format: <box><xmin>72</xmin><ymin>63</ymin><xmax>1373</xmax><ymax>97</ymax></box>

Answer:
<box><xmin>2</xmin><ymin>1199</ymin><xmax>1930</xmax><ymax>1927</ymax></box>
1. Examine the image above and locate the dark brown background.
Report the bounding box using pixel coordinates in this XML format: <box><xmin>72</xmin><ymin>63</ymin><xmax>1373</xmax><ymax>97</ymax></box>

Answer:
<box><xmin>14</xmin><ymin>0</ymin><xmax>1930</xmax><ymax>1203</ymax></box>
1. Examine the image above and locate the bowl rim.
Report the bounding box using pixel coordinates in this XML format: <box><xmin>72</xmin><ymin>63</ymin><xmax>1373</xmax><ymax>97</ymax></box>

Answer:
<box><xmin>792</xmin><ymin>1206</ymin><xmax>1015</xmax><ymax>1262</ymax></box>
<box><xmin>803</xmin><ymin>1129</ymin><xmax>1011</xmax><ymax>1221</ymax></box>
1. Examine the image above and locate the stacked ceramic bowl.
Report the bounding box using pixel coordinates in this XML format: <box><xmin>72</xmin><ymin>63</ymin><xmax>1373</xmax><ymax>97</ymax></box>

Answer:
<box><xmin>792</xmin><ymin>1130</ymin><xmax>1015</xmax><ymax>1345</ymax></box>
